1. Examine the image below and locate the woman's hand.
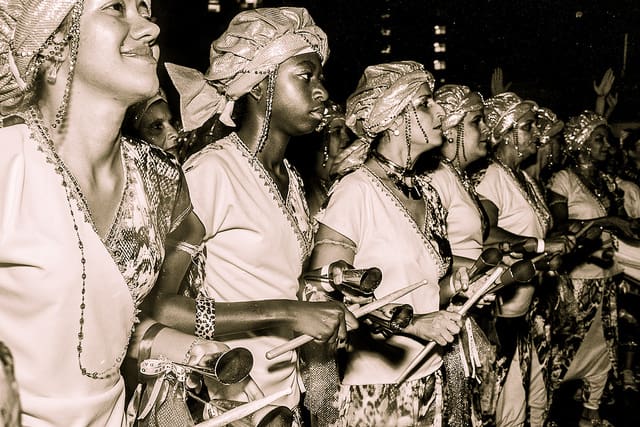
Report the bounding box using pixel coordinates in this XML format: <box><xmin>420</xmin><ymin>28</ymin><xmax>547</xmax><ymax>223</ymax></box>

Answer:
<box><xmin>289</xmin><ymin>301</ymin><xmax>358</xmax><ymax>350</ymax></box>
<box><xmin>405</xmin><ymin>310</ymin><xmax>463</xmax><ymax>346</ymax></box>
<box><xmin>544</xmin><ymin>234</ymin><xmax>577</xmax><ymax>254</ymax></box>
<box><xmin>593</xmin><ymin>68</ymin><xmax>615</xmax><ymax>97</ymax></box>
<box><xmin>491</xmin><ymin>67</ymin><xmax>512</xmax><ymax>96</ymax></box>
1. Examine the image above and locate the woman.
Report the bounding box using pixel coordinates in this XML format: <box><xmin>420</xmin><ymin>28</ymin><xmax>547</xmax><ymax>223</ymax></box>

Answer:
<box><xmin>524</xmin><ymin>107</ymin><xmax>565</xmax><ymax>185</ymax></box>
<box><xmin>0</xmin><ymin>1</ymin><xmax>228</xmax><ymax>425</ymax></box>
<box><xmin>475</xmin><ymin>92</ymin><xmax>572</xmax><ymax>427</ymax></box>
<box><xmin>287</xmin><ymin>100</ymin><xmax>353</xmax><ymax>217</ymax></box>
<box><xmin>430</xmin><ymin>84</ymin><xmax>498</xmax><ymax>426</ymax></box>
<box><xmin>151</xmin><ymin>7</ymin><xmax>356</xmax><ymax>421</ymax></box>
<box><xmin>309</xmin><ymin>61</ymin><xmax>467</xmax><ymax>426</ymax></box>
<box><xmin>122</xmin><ymin>88</ymin><xmax>180</xmax><ymax>158</ymax></box>
<box><xmin>546</xmin><ymin>110</ymin><xmax>640</xmax><ymax>426</ymax></box>
<box><xmin>431</xmin><ymin>84</ymin><xmax>490</xmax><ymax>262</ymax></box>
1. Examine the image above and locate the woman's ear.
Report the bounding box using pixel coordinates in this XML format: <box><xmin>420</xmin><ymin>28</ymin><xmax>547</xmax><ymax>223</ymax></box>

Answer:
<box><xmin>444</xmin><ymin>128</ymin><xmax>456</xmax><ymax>143</ymax></box>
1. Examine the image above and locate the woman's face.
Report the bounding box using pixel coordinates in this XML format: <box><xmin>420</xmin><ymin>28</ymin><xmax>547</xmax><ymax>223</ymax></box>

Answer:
<box><xmin>406</xmin><ymin>83</ymin><xmax>444</xmax><ymax>154</ymax></box>
<box><xmin>512</xmin><ymin>110</ymin><xmax>538</xmax><ymax>159</ymax></box>
<box><xmin>75</xmin><ymin>0</ymin><xmax>160</xmax><ymax>105</ymax></box>
<box><xmin>317</xmin><ymin>117</ymin><xmax>352</xmax><ymax>180</ymax></box>
<box><xmin>269</xmin><ymin>52</ymin><xmax>329</xmax><ymax>137</ymax></box>
<box><xmin>459</xmin><ymin>109</ymin><xmax>489</xmax><ymax>163</ymax></box>
<box><xmin>584</xmin><ymin>125</ymin><xmax>610</xmax><ymax>162</ymax></box>
<box><xmin>137</xmin><ymin>100</ymin><xmax>179</xmax><ymax>155</ymax></box>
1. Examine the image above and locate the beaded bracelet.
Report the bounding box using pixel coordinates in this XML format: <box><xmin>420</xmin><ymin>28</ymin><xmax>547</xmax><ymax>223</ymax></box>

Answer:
<box><xmin>183</xmin><ymin>337</ymin><xmax>205</xmax><ymax>364</ymax></box>
<box><xmin>195</xmin><ymin>293</ymin><xmax>216</xmax><ymax>340</ymax></box>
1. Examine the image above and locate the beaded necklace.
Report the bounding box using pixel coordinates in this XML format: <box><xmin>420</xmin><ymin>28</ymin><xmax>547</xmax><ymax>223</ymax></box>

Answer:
<box><xmin>372</xmin><ymin>150</ymin><xmax>423</xmax><ymax>199</ymax></box>
<box><xmin>571</xmin><ymin>166</ymin><xmax>621</xmax><ymax>216</ymax></box>
<box><xmin>363</xmin><ymin>166</ymin><xmax>451</xmax><ymax>277</ymax></box>
<box><xmin>231</xmin><ymin>133</ymin><xmax>313</xmax><ymax>262</ymax></box>
<box><xmin>440</xmin><ymin>158</ymin><xmax>487</xmax><ymax>234</ymax></box>
<box><xmin>493</xmin><ymin>157</ymin><xmax>552</xmax><ymax>233</ymax></box>
<box><xmin>26</xmin><ymin>107</ymin><xmax>134</xmax><ymax>379</ymax></box>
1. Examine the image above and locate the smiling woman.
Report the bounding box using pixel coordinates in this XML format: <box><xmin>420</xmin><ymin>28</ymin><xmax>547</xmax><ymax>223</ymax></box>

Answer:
<box><xmin>0</xmin><ymin>1</ymin><xmax>231</xmax><ymax>425</ymax></box>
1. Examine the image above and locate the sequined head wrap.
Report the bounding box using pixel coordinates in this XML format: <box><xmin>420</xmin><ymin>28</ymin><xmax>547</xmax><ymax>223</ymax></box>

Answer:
<box><xmin>345</xmin><ymin>61</ymin><xmax>435</xmax><ymax>140</ymax></box>
<box><xmin>484</xmin><ymin>92</ymin><xmax>538</xmax><ymax>145</ymax></box>
<box><xmin>0</xmin><ymin>0</ymin><xmax>82</xmax><ymax>114</ymax></box>
<box><xmin>536</xmin><ymin>107</ymin><xmax>564</xmax><ymax>146</ymax></box>
<box><xmin>165</xmin><ymin>7</ymin><xmax>328</xmax><ymax>132</ymax></box>
<box><xmin>434</xmin><ymin>84</ymin><xmax>484</xmax><ymax>131</ymax></box>
<box><xmin>563</xmin><ymin>110</ymin><xmax>607</xmax><ymax>155</ymax></box>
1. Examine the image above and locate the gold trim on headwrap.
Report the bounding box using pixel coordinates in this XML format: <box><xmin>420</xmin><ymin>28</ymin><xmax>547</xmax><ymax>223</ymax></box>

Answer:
<box><xmin>536</xmin><ymin>107</ymin><xmax>564</xmax><ymax>146</ymax></box>
<box><xmin>0</xmin><ymin>0</ymin><xmax>82</xmax><ymax>113</ymax></box>
<box><xmin>434</xmin><ymin>84</ymin><xmax>484</xmax><ymax>132</ymax></box>
<box><xmin>484</xmin><ymin>92</ymin><xmax>538</xmax><ymax>145</ymax></box>
<box><xmin>563</xmin><ymin>110</ymin><xmax>607</xmax><ymax>154</ymax></box>
<box><xmin>166</xmin><ymin>7</ymin><xmax>329</xmax><ymax>131</ymax></box>
<box><xmin>345</xmin><ymin>61</ymin><xmax>435</xmax><ymax>140</ymax></box>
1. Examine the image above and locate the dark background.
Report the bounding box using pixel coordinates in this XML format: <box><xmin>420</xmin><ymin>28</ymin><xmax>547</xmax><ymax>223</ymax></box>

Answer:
<box><xmin>153</xmin><ymin>0</ymin><xmax>640</xmax><ymax>124</ymax></box>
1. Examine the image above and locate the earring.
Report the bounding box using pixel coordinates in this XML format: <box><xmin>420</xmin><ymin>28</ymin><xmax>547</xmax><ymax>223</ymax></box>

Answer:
<box><xmin>46</xmin><ymin>60</ymin><xmax>63</xmax><ymax>84</ymax></box>
<box><xmin>322</xmin><ymin>142</ymin><xmax>329</xmax><ymax>168</ymax></box>
<box><xmin>393</xmin><ymin>128</ymin><xmax>400</xmax><ymax>136</ymax></box>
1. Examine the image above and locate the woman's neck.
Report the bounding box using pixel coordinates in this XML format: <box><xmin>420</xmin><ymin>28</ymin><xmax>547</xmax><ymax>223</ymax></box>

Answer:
<box><xmin>38</xmin><ymin>96</ymin><xmax>124</xmax><ymax>171</ymax></box>
<box><xmin>376</xmin><ymin>133</ymin><xmax>423</xmax><ymax>169</ymax></box>
<box><xmin>494</xmin><ymin>143</ymin><xmax>521</xmax><ymax>170</ymax></box>
<box><xmin>236</xmin><ymin>125</ymin><xmax>289</xmax><ymax>172</ymax></box>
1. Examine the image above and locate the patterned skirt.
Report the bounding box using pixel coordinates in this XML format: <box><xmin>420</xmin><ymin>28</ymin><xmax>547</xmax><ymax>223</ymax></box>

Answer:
<box><xmin>332</xmin><ymin>371</ymin><xmax>442</xmax><ymax>427</ymax></box>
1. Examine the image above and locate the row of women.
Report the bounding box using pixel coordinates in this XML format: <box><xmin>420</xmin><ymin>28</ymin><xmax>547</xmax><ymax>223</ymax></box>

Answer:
<box><xmin>0</xmin><ymin>1</ymin><xmax>639</xmax><ymax>426</ymax></box>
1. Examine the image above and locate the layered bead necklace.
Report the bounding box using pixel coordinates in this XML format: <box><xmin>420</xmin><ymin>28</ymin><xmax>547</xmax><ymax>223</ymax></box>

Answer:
<box><xmin>27</xmin><ymin>107</ymin><xmax>134</xmax><ymax>379</ymax></box>
<box><xmin>371</xmin><ymin>105</ymin><xmax>433</xmax><ymax>200</ymax></box>
<box><xmin>372</xmin><ymin>150</ymin><xmax>423</xmax><ymax>200</ymax></box>
<box><xmin>494</xmin><ymin>155</ymin><xmax>552</xmax><ymax>232</ymax></box>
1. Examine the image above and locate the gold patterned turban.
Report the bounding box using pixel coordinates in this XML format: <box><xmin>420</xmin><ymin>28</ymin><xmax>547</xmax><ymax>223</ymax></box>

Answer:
<box><xmin>345</xmin><ymin>61</ymin><xmax>435</xmax><ymax>140</ymax></box>
<box><xmin>563</xmin><ymin>110</ymin><xmax>607</xmax><ymax>154</ymax></box>
<box><xmin>434</xmin><ymin>84</ymin><xmax>484</xmax><ymax>131</ymax></box>
<box><xmin>484</xmin><ymin>92</ymin><xmax>538</xmax><ymax>145</ymax></box>
<box><xmin>166</xmin><ymin>7</ymin><xmax>328</xmax><ymax>131</ymax></box>
<box><xmin>0</xmin><ymin>0</ymin><xmax>81</xmax><ymax>113</ymax></box>
<box><xmin>536</xmin><ymin>107</ymin><xmax>564</xmax><ymax>145</ymax></box>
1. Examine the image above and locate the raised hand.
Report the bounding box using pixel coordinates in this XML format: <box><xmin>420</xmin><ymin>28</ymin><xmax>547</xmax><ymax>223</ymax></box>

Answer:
<box><xmin>593</xmin><ymin>68</ymin><xmax>615</xmax><ymax>97</ymax></box>
<box><xmin>491</xmin><ymin>67</ymin><xmax>512</xmax><ymax>96</ymax></box>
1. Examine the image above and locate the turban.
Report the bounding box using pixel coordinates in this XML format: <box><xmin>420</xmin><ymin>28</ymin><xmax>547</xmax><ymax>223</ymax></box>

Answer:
<box><xmin>434</xmin><ymin>84</ymin><xmax>484</xmax><ymax>131</ymax></box>
<box><xmin>536</xmin><ymin>107</ymin><xmax>564</xmax><ymax>145</ymax></box>
<box><xmin>0</xmin><ymin>0</ymin><xmax>81</xmax><ymax>113</ymax></box>
<box><xmin>484</xmin><ymin>92</ymin><xmax>538</xmax><ymax>145</ymax></box>
<box><xmin>166</xmin><ymin>7</ymin><xmax>328</xmax><ymax>131</ymax></box>
<box><xmin>563</xmin><ymin>110</ymin><xmax>607</xmax><ymax>154</ymax></box>
<box><xmin>345</xmin><ymin>61</ymin><xmax>435</xmax><ymax>140</ymax></box>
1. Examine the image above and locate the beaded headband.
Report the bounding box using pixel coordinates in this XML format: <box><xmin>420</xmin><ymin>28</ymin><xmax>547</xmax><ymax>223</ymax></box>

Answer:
<box><xmin>563</xmin><ymin>110</ymin><xmax>607</xmax><ymax>154</ymax></box>
<box><xmin>166</xmin><ymin>7</ymin><xmax>328</xmax><ymax>132</ymax></box>
<box><xmin>434</xmin><ymin>84</ymin><xmax>484</xmax><ymax>131</ymax></box>
<box><xmin>345</xmin><ymin>61</ymin><xmax>435</xmax><ymax>140</ymax></box>
<box><xmin>536</xmin><ymin>107</ymin><xmax>564</xmax><ymax>146</ymax></box>
<box><xmin>0</xmin><ymin>0</ymin><xmax>83</xmax><ymax>114</ymax></box>
<box><xmin>484</xmin><ymin>92</ymin><xmax>538</xmax><ymax>145</ymax></box>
